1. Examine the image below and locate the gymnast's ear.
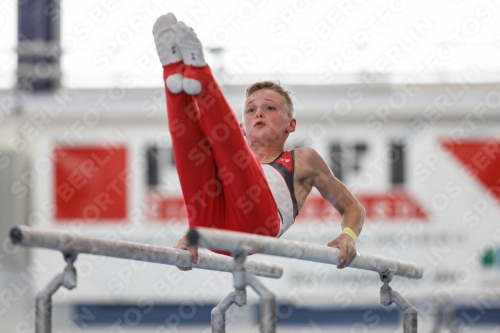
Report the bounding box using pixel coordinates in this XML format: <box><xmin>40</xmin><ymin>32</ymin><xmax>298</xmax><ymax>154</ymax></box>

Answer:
<box><xmin>286</xmin><ymin>118</ymin><xmax>296</xmax><ymax>133</ymax></box>
<box><xmin>239</xmin><ymin>122</ymin><xmax>246</xmax><ymax>136</ymax></box>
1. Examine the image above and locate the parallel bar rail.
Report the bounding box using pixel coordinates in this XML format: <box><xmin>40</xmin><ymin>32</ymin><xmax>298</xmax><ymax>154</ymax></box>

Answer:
<box><xmin>9</xmin><ymin>226</ymin><xmax>283</xmax><ymax>279</ymax></box>
<box><xmin>188</xmin><ymin>227</ymin><xmax>423</xmax><ymax>279</ymax></box>
<box><xmin>10</xmin><ymin>225</ymin><xmax>422</xmax><ymax>332</ymax></box>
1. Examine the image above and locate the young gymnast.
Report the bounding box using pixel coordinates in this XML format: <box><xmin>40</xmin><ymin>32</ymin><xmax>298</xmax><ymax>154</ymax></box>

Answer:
<box><xmin>152</xmin><ymin>13</ymin><xmax>365</xmax><ymax>270</ymax></box>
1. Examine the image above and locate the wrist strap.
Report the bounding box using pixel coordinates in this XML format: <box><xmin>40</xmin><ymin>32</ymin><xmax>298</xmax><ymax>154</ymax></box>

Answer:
<box><xmin>341</xmin><ymin>227</ymin><xmax>357</xmax><ymax>242</ymax></box>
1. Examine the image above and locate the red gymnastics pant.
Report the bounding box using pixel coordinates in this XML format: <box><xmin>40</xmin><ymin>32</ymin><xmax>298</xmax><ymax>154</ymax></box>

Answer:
<box><xmin>163</xmin><ymin>62</ymin><xmax>280</xmax><ymax>237</ymax></box>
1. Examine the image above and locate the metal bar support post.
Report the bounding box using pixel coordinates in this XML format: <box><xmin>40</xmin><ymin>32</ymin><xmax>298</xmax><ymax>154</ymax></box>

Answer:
<box><xmin>211</xmin><ymin>289</ymin><xmax>247</xmax><ymax>333</ymax></box>
<box><xmin>379</xmin><ymin>270</ymin><xmax>418</xmax><ymax>333</ymax></box>
<box><xmin>234</xmin><ymin>248</ymin><xmax>276</xmax><ymax>333</ymax></box>
<box><xmin>36</xmin><ymin>251</ymin><xmax>77</xmax><ymax>333</ymax></box>
<box><xmin>211</xmin><ymin>247</ymin><xmax>276</xmax><ymax>333</ymax></box>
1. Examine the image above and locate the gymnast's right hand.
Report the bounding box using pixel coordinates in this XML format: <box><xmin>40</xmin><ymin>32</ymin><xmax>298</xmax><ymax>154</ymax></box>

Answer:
<box><xmin>174</xmin><ymin>235</ymin><xmax>198</xmax><ymax>271</ymax></box>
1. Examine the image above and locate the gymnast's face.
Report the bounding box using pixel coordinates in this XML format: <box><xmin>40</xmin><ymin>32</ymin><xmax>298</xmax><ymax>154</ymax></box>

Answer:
<box><xmin>241</xmin><ymin>89</ymin><xmax>296</xmax><ymax>145</ymax></box>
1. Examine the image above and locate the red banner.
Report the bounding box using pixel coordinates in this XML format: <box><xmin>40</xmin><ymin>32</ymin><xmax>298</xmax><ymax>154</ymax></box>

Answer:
<box><xmin>54</xmin><ymin>145</ymin><xmax>128</xmax><ymax>221</ymax></box>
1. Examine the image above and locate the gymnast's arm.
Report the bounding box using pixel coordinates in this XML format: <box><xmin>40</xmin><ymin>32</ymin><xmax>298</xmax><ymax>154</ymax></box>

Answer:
<box><xmin>295</xmin><ymin>147</ymin><xmax>365</xmax><ymax>269</ymax></box>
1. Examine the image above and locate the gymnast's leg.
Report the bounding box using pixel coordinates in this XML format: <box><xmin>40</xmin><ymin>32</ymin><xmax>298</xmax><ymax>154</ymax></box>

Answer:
<box><xmin>153</xmin><ymin>14</ymin><xmax>225</xmax><ymax>230</ymax></box>
<box><xmin>174</xmin><ymin>22</ymin><xmax>281</xmax><ymax>236</ymax></box>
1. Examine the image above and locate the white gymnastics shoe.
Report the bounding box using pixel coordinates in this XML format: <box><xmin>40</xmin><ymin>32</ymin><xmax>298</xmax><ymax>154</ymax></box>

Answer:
<box><xmin>152</xmin><ymin>13</ymin><xmax>182</xmax><ymax>66</ymax></box>
<box><xmin>181</xmin><ymin>78</ymin><xmax>202</xmax><ymax>95</ymax></box>
<box><xmin>165</xmin><ymin>74</ymin><xmax>183</xmax><ymax>94</ymax></box>
<box><xmin>174</xmin><ymin>21</ymin><xmax>206</xmax><ymax>94</ymax></box>
<box><xmin>152</xmin><ymin>13</ymin><xmax>183</xmax><ymax>93</ymax></box>
<box><xmin>174</xmin><ymin>21</ymin><xmax>207</xmax><ymax>67</ymax></box>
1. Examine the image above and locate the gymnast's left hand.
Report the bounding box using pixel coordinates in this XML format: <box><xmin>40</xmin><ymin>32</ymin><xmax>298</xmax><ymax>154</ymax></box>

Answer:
<box><xmin>327</xmin><ymin>233</ymin><xmax>357</xmax><ymax>269</ymax></box>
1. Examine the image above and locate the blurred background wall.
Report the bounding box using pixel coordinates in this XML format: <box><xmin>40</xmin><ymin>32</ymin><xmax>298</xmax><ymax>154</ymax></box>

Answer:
<box><xmin>1</xmin><ymin>0</ymin><xmax>500</xmax><ymax>332</ymax></box>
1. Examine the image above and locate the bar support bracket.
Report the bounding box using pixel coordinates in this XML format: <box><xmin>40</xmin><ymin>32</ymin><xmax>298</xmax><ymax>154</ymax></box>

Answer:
<box><xmin>379</xmin><ymin>269</ymin><xmax>418</xmax><ymax>333</ymax></box>
<box><xmin>36</xmin><ymin>251</ymin><xmax>77</xmax><ymax>333</ymax></box>
<box><xmin>211</xmin><ymin>247</ymin><xmax>276</xmax><ymax>333</ymax></box>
